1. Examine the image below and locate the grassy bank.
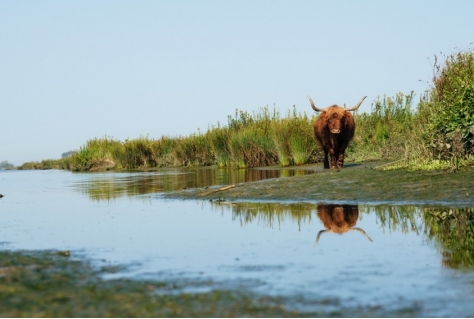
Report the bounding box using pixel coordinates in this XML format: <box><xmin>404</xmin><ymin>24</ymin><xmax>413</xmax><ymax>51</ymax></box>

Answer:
<box><xmin>19</xmin><ymin>47</ymin><xmax>474</xmax><ymax>172</ymax></box>
<box><xmin>50</xmin><ymin>100</ymin><xmax>419</xmax><ymax>172</ymax></box>
<box><xmin>62</xmin><ymin>107</ymin><xmax>321</xmax><ymax>171</ymax></box>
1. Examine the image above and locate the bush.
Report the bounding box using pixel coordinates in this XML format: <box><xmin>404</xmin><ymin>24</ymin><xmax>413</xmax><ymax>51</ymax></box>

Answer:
<box><xmin>419</xmin><ymin>48</ymin><xmax>474</xmax><ymax>163</ymax></box>
<box><xmin>69</xmin><ymin>137</ymin><xmax>122</xmax><ymax>171</ymax></box>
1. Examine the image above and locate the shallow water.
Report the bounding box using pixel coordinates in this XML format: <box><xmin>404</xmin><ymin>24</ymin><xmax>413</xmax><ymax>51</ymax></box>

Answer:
<box><xmin>1</xmin><ymin>168</ymin><xmax>474</xmax><ymax>316</ymax></box>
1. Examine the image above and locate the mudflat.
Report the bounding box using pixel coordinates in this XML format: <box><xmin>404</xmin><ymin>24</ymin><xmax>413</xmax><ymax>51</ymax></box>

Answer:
<box><xmin>164</xmin><ymin>162</ymin><xmax>474</xmax><ymax>206</ymax></box>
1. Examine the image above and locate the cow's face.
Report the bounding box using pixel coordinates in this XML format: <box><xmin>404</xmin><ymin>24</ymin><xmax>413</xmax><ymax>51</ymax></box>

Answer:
<box><xmin>325</xmin><ymin>106</ymin><xmax>346</xmax><ymax>134</ymax></box>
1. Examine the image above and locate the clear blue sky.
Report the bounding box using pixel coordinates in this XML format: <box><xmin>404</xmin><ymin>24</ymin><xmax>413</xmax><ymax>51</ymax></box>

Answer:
<box><xmin>1</xmin><ymin>1</ymin><xmax>473</xmax><ymax>165</ymax></box>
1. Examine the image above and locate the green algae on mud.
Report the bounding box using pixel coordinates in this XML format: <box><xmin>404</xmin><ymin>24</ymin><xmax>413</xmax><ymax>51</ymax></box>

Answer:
<box><xmin>0</xmin><ymin>250</ymin><xmax>424</xmax><ymax>317</ymax></box>
<box><xmin>0</xmin><ymin>250</ymin><xmax>314</xmax><ymax>317</ymax></box>
<box><xmin>164</xmin><ymin>162</ymin><xmax>474</xmax><ymax>206</ymax></box>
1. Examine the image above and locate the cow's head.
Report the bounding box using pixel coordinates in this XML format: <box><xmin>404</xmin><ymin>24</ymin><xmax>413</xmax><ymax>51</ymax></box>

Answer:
<box><xmin>315</xmin><ymin>204</ymin><xmax>372</xmax><ymax>245</ymax></box>
<box><xmin>308</xmin><ymin>96</ymin><xmax>367</xmax><ymax>134</ymax></box>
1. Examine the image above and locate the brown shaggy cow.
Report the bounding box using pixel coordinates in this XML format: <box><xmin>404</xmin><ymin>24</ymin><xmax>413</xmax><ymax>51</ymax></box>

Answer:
<box><xmin>308</xmin><ymin>95</ymin><xmax>367</xmax><ymax>169</ymax></box>
<box><xmin>315</xmin><ymin>204</ymin><xmax>372</xmax><ymax>245</ymax></box>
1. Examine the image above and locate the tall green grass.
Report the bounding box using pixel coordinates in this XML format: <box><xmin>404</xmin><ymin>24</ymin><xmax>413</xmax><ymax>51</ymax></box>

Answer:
<box><xmin>21</xmin><ymin>47</ymin><xmax>474</xmax><ymax>172</ymax></box>
<box><xmin>347</xmin><ymin>91</ymin><xmax>424</xmax><ymax>163</ymax></box>
<box><xmin>66</xmin><ymin>106</ymin><xmax>321</xmax><ymax>171</ymax></box>
<box><xmin>17</xmin><ymin>158</ymin><xmax>70</xmax><ymax>170</ymax></box>
<box><xmin>62</xmin><ymin>91</ymin><xmax>469</xmax><ymax>172</ymax></box>
<box><xmin>69</xmin><ymin>137</ymin><xmax>122</xmax><ymax>171</ymax></box>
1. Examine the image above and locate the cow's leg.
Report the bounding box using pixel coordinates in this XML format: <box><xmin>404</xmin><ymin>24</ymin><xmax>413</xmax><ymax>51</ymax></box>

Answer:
<box><xmin>323</xmin><ymin>149</ymin><xmax>330</xmax><ymax>169</ymax></box>
<box><xmin>337</xmin><ymin>144</ymin><xmax>348</xmax><ymax>168</ymax></box>
<box><xmin>329</xmin><ymin>148</ymin><xmax>338</xmax><ymax>168</ymax></box>
<box><xmin>337</xmin><ymin>153</ymin><xmax>344</xmax><ymax>168</ymax></box>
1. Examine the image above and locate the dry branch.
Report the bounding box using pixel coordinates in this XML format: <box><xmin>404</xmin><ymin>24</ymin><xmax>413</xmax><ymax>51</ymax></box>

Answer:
<box><xmin>199</xmin><ymin>185</ymin><xmax>236</xmax><ymax>196</ymax></box>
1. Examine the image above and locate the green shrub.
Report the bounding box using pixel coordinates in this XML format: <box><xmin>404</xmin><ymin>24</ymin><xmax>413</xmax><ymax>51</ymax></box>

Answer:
<box><xmin>419</xmin><ymin>48</ymin><xmax>474</xmax><ymax>163</ymax></box>
<box><xmin>69</xmin><ymin>137</ymin><xmax>122</xmax><ymax>171</ymax></box>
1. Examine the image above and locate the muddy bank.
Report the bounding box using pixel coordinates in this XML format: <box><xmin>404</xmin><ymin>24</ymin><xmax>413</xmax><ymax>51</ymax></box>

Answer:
<box><xmin>0</xmin><ymin>250</ymin><xmax>318</xmax><ymax>317</ymax></box>
<box><xmin>163</xmin><ymin>162</ymin><xmax>474</xmax><ymax>206</ymax></box>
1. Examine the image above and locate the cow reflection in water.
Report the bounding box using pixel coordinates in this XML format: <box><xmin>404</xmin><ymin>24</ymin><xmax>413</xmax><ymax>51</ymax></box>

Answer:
<box><xmin>315</xmin><ymin>204</ymin><xmax>373</xmax><ymax>245</ymax></box>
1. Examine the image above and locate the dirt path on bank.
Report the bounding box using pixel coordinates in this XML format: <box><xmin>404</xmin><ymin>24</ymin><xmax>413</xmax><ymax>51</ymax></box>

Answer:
<box><xmin>163</xmin><ymin>162</ymin><xmax>474</xmax><ymax>206</ymax></box>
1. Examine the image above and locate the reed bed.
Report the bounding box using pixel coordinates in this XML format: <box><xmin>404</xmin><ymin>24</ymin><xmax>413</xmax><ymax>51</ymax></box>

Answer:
<box><xmin>16</xmin><ymin>92</ymin><xmax>470</xmax><ymax>172</ymax></box>
<box><xmin>15</xmin><ymin>47</ymin><xmax>474</xmax><ymax>172</ymax></box>
<box><xmin>65</xmin><ymin>106</ymin><xmax>321</xmax><ymax>171</ymax></box>
<box><xmin>19</xmin><ymin>91</ymin><xmax>461</xmax><ymax>172</ymax></box>
<box><xmin>26</xmin><ymin>92</ymin><xmax>437</xmax><ymax>171</ymax></box>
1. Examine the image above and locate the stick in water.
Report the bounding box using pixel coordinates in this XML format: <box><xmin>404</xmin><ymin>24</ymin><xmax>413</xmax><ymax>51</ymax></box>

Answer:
<box><xmin>199</xmin><ymin>185</ymin><xmax>236</xmax><ymax>196</ymax></box>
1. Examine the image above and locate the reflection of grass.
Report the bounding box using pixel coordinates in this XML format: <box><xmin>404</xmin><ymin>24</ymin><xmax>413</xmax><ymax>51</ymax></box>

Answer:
<box><xmin>76</xmin><ymin>169</ymin><xmax>313</xmax><ymax>201</ymax></box>
<box><xmin>214</xmin><ymin>201</ymin><xmax>474</xmax><ymax>270</ymax></box>
<box><xmin>371</xmin><ymin>206</ymin><xmax>422</xmax><ymax>234</ymax></box>
<box><xmin>424</xmin><ymin>208</ymin><xmax>474</xmax><ymax>268</ymax></box>
<box><xmin>223</xmin><ymin>202</ymin><xmax>316</xmax><ymax>229</ymax></box>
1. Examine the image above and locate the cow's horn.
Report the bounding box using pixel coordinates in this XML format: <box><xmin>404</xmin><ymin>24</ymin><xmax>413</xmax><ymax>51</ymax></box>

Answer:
<box><xmin>314</xmin><ymin>229</ymin><xmax>330</xmax><ymax>246</ymax></box>
<box><xmin>308</xmin><ymin>96</ymin><xmax>326</xmax><ymax>112</ymax></box>
<box><xmin>350</xmin><ymin>227</ymin><xmax>373</xmax><ymax>242</ymax></box>
<box><xmin>343</xmin><ymin>96</ymin><xmax>367</xmax><ymax>111</ymax></box>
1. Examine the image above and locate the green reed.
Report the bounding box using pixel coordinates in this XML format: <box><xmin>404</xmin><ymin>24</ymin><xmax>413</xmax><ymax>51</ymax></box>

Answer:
<box><xmin>63</xmin><ymin>105</ymin><xmax>324</xmax><ymax>171</ymax></box>
<box><xmin>347</xmin><ymin>91</ymin><xmax>420</xmax><ymax>163</ymax></box>
<box><xmin>17</xmin><ymin>158</ymin><xmax>70</xmax><ymax>170</ymax></box>
<box><xmin>55</xmin><ymin>98</ymin><xmax>424</xmax><ymax>172</ymax></box>
<box><xmin>29</xmin><ymin>47</ymin><xmax>474</xmax><ymax>174</ymax></box>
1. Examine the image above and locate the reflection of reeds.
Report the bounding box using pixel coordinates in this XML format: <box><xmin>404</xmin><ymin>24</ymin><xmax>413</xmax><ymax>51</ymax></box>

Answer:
<box><xmin>423</xmin><ymin>208</ymin><xmax>474</xmax><ymax>268</ymax></box>
<box><xmin>224</xmin><ymin>203</ymin><xmax>423</xmax><ymax>234</ymax></box>
<box><xmin>214</xmin><ymin>203</ymin><xmax>474</xmax><ymax>269</ymax></box>
<box><xmin>370</xmin><ymin>206</ymin><xmax>421</xmax><ymax>234</ymax></box>
<box><xmin>213</xmin><ymin>202</ymin><xmax>317</xmax><ymax>230</ymax></box>
<box><xmin>369</xmin><ymin>205</ymin><xmax>474</xmax><ymax>269</ymax></box>
<box><xmin>75</xmin><ymin>168</ymin><xmax>311</xmax><ymax>201</ymax></box>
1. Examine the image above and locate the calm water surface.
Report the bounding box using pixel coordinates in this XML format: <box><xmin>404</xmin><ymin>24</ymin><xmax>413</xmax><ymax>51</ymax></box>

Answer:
<box><xmin>1</xmin><ymin>168</ymin><xmax>474</xmax><ymax>316</ymax></box>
